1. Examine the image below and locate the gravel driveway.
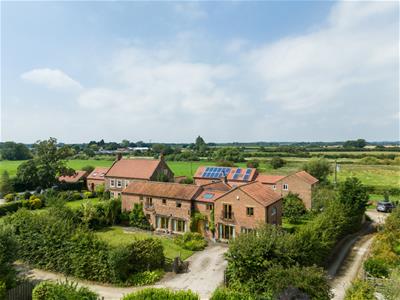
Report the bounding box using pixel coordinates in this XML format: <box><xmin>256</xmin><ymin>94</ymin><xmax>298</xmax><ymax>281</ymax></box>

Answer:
<box><xmin>21</xmin><ymin>243</ymin><xmax>228</xmax><ymax>300</ymax></box>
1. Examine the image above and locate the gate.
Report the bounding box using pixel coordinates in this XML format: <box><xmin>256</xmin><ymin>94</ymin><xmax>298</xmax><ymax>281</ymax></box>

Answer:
<box><xmin>7</xmin><ymin>281</ymin><xmax>37</xmax><ymax>300</ymax></box>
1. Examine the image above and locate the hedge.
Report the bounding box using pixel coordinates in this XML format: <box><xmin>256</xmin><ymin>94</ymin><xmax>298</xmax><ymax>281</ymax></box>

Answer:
<box><xmin>3</xmin><ymin>208</ymin><xmax>165</xmax><ymax>284</ymax></box>
<box><xmin>210</xmin><ymin>287</ymin><xmax>255</xmax><ymax>300</ymax></box>
<box><xmin>121</xmin><ymin>288</ymin><xmax>199</xmax><ymax>300</ymax></box>
<box><xmin>32</xmin><ymin>281</ymin><xmax>98</xmax><ymax>300</ymax></box>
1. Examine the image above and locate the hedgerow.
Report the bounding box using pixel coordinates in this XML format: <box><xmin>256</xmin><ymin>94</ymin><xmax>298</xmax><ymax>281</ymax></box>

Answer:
<box><xmin>121</xmin><ymin>288</ymin><xmax>199</xmax><ymax>300</ymax></box>
<box><xmin>32</xmin><ymin>281</ymin><xmax>98</xmax><ymax>300</ymax></box>
<box><xmin>3</xmin><ymin>207</ymin><xmax>165</xmax><ymax>284</ymax></box>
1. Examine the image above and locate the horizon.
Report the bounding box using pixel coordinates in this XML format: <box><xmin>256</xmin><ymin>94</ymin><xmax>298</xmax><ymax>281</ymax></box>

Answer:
<box><xmin>2</xmin><ymin>1</ymin><xmax>399</xmax><ymax>143</ymax></box>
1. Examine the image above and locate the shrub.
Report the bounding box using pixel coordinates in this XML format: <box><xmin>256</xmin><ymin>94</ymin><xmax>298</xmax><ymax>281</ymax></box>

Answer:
<box><xmin>127</xmin><ymin>238</ymin><xmax>165</xmax><ymax>272</ymax></box>
<box><xmin>0</xmin><ymin>225</ymin><xmax>18</xmax><ymax>290</ymax></box>
<box><xmin>23</xmin><ymin>191</ymin><xmax>32</xmax><ymax>200</ymax></box>
<box><xmin>72</xmin><ymin>192</ymin><xmax>82</xmax><ymax>200</ymax></box>
<box><xmin>28</xmin><ymin>197</ymin><xmax>43</xmax><ymax>210</ymax></box>
<box><xmin>4</xmin><ymin>194</ymin><xmax>15</xmax><ymax>202</ymax></box>
<box><xmin>0</xmin><ymin>281</ymin><xmax>5</xmax><ymax>300</ymax></box>
<box><xmin>174</xmin><ymin>232</ymin><xmax>207</xmax><ymax>251</ymax></box>
<box><xmin>129</xmin><ymin>203</ymin><xmax>151</xmax><ymax>230</ymax></box>
<box><xmin>0</xmin><ymin>201</ymin><xmax>23</xmax><ymax>217</ymax></box>
<box><xmin>83</xmin><ymin>191</ymin><xmax>93</xmax><ymax>199</ymax></box>
<box><xmin>32</xmin><ymin>281</ymin><xmax>98</xmax><ymax>300</ymax></box>
<box><xmin>246</xmin><ymin>159</ymin><xmax>260</xmax><ymax>169</ymax></box>
<box><xmin>128</xmin><ymin>269</ymin><xmax>164</xmax><ymax>286</ymax></box>
<box><xmin>303</xmin><ymin>158</ymin><xmax>331</xmax><ymax>182</ymax></box>
<box><xmin>364</xmin><ymin>258</ymin><xmax>389</xmax><ymax>278</ymax></box>
<box><xmin>210</xmin><ymin>287</ymin><xmax>256</xmax><ymax>300</ymax></box>
<box><xmin>122</xmin><ymin>288</ymin><xmax>199</xmax><ymax>300</ymax></box>
<box><xmin>344</xmin><ymin>279</ymin><xmax>375</xmax><ymax>300</ymax></box>
<box><xmin>283</xmin><ymin>193</ymin><xmax>306</xmax><ymax>223</ymax></box>
<box><xmin>270</xmin><ymin>157</ymin><xmax>286</xmax><ymax>169</ymax></box>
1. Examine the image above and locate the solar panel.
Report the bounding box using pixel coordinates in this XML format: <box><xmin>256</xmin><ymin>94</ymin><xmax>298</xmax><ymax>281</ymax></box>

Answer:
<box><xmin>243</xmin><ymin>174</ymin><xmax>250</xmax><ymax>181</ymax></box>
<box><xmin>235</xmin><ymin>168</ymin><xmax>242</xmax><ymax>174</ymax></box>
<box><xmin>233</xmin><ymin>174</ymin><xmax>240</xmax><ymax>180</ymax></box>
<box><xmin>245</xmin><ymin>168</ymin><xmax>252</xmax><ymax>174</ymax></box>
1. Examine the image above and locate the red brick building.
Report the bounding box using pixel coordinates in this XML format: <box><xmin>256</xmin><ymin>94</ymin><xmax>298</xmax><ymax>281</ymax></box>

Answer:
<box><xmin>256</xmin><ymin>171</ymin><xmax>319</xmax><ymax>209</ymax></box>
<box><xmin>193</xmin><ymin>166</ymin><xmax>258</xmax><ymax>186</ymax></box>
<box><xmin>86</xmin><ymin>167</ymin><xmax>109</xmax><ymax>191</ymax></box>
<box><xmin>105</xmin><ymin>156</ymin><xmax>174</xmax><ymax>198</ymax></box>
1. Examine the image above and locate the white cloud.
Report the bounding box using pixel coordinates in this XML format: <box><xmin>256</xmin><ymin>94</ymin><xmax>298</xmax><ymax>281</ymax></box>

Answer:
<box><xmin>174</xmin><ymin>2</ymin><xmax>207</xmax><ymax>20</ymax></box>
<box><xmin>246</xmin><ymin>1</ymin><xmax>398</xmax><ymax>111</ymax></box>
<box><xmin>21</xmin><ymin>68</ymin><xmax>82</xmax><ymax>90</ymax></box>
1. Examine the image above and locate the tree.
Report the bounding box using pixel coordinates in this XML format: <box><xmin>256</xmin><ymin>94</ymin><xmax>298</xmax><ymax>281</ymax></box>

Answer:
<box><xmin>311</xmin><ymin>186</ymin><xmax>337</xmax><ymax>213</ymax></box>
<box><xmin>16</xmin><ymin>138</ymin><xmax>74</xmax><ymax>189</ymax></box>
<box><xmin>0</xmin><ymin>171</ymin><xmax>13</xmax><ymax>195</ymax></box>
<box><xmin>0</xmin><ymin>141</ymin><xmax>32</xmax><ymax>160</ymax></box>
<box><xmin>283</xmin><ymin>193</ymin><xmax>306</xmax><ymax>223</ymax></box>
<box><xmin>212</xmin><ymin>147</ymin><xmax>245</xmax><ymax>163</ymax></box>
<box><xmin>303</xmin><ymin>158</ymin><xmax>331</xmax><ymax>182</ymax></box>
<box><xmin>121</xmin><ymin>139</ymin><xmax>130</xmax><ymax>148</ymax></box>
<box><xmin>343</xmin><ymin>139</ymin><xmax>367</xmax><ymax>149</ymax></box>
<box><xmin>338</xmin><ymin>177</ymin><xmax>369</xmax><ymax>218</ymax></box>
<box><xmin>82</xmin><ymin>165</ymin><xmax>95</xmax><ymax>174</ymax></box>
<box><xmin>246</xmin><ymin>159</ymin><xmax>260</xmax><ymax>169</ymax></box>
<box><xmin>270</xmin><ymin>157</ymin><xmax>286</xmax><ymax>169</ymax></box>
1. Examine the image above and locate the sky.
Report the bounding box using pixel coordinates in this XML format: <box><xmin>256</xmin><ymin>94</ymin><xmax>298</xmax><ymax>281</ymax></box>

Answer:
<box><xmin>1</xmin><ymin>1</ymin><xmax>399</xmax><ymax>143</ymax></box>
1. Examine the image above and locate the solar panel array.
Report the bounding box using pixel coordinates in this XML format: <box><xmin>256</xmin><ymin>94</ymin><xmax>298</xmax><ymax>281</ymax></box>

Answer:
<box><xmin>201</xmin><ymin>167</ymin><xmax>231</xmax><ymax>178</ymax></box>
<box><xmin>201</xmin><ymin>167</ymin><xmax>254</xmax><ymax>181</ymax></box>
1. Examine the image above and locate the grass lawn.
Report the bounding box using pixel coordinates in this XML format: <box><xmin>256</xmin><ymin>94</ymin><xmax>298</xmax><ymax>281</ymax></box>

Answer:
<box><xmin>65</xmin><ymin>197</ymin><xmax>102</xmax><ymax>209</ymax></box>
<box><xmin>95</xmin><ymin>226</ymin><xmax>194</xmax><ymax>260</ymax></box>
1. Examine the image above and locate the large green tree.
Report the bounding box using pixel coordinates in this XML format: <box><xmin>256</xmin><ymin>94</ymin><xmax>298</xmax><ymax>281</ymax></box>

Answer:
<box><xmin>338</xmin><ymin>177</ymin><xmax>369</xmax><ymax>218</ymax></box>
<box><xmin>303</xmin><ymin>158</ymin><xmax>331</xmax><ymax>183</ymax></box>
<box><xmin>16</xmin><ymin>138</ymin><xmax>74</xmax><ymax>189</ymax></box>
<box><xmin>0</xmin><ymin>141</ymin><xmax>32</xmax><ymax>160</ymax></box>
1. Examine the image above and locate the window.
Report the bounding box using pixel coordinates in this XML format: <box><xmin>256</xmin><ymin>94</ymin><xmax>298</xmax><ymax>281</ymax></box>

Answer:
<box><xmin>246</xmin><ymin>207</ymin><xmax>254</xmax><ymax>216</ymax></box>
<box><xmin>117</xmin><ymin>180</ymin><xmax>122</xmax><ymax>188</ymax></box>
<box><xmin>162</xmin><ymin>199</ymin><xmax>167</xmax><ymax>205</ymax></box>
<box><xmin>146</xmin><ymin>197</ymin><xmax>153</xmax><ymax>206</ymax></box>
<box><xmin>241</xmin><ymin>227</ymin><xmax>253</xmax><ymax>234</ymax></box>
<box><xmin>206</xmin><ymin>204</ymin><xmax>213</xmax><ymax>210</ymax></box>
<box><xmin>117</xmin><ymin>192</ymin><xmax>121</xmax><ymax>197</ymax></box>
<box><xmin>110</xmin><ymin>179</ymin><xmax>115</xmax><ymax>187</ymax></box>
<box><xmin>163</xmin><ymin>169</ymin><xmax>168</xmax><ymax>175</ymax></box>
<box><xmin>173</xmin><ymin>219</ymin><xmax>185</xmax><ymax>232</ymax></box>
<box><xmin>272</xmin><ymin>185</ymin><xmax>276</xmax><ymax>190</ymax></box>
<box><xmin>283</xmin><ymin>184</ymin><xmax>288</xmax><ymax>191</ymax></box>
<box><xmin>139</xmin><ymin>196</ymin><xmax>143</xmax><ymax>201</ymax></box>
<box><xmin>223</xmin><ymin>204</ymin><xmax>233</xmax><ymax>219</ymax></box>
<box><xmin>176</xmin><ymin>202</ymin><xmax>182</xmax><ymax>208</ymax></box>
<box><xmin>158</xmin><ymin>216</ymin><xmax>169</xmax><ymax>229</ymax></box>
<box><xmin>271</xmin><ymin>207</ymin><xmax>277</xmax><ymax>216</ymax></box>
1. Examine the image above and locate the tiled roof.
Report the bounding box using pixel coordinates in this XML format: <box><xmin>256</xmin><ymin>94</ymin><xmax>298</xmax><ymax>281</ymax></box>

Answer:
<box><xmin>294</xmin><ymin>171</ymin><xmax>319</xmax><ymax>185</ymax></box>
<box><xmin>193</xmin><ymin>166</ymin><xmax>257</xmax><ymax>182</ymax></box>
<box><xmin>87</xmin><ymin>167</ymin><xmax>109</xmax><ymax>180</ymax></box>
<box><xmin>200</xmin><ymin>180</ymin><xmax>232</xmax><ymax>192</ymax></box>
<box><xmin>105</xmin><ymin>159</ymin><xmax>161</xmax><ymax>179</ymax></box>
<box><xmin>195</xmin><ymin>190</ymin><xmax>226</xmax><ymax>203</ymax></box>
<box><xmin>256</xmin><ymin>174</ymin><xmax>285</xmax><ymax>184</ymax></box>
<box><xmin>239</xmin><ymin>182</ymin><xmax>282</xmax><ymax>206</ymax></box>
<box><xmin>58</xmin><ymin>170</ymin><xmax>87</xmax><ymax>183</ymax></box>
<box><xmin>123</xmin><ymin>181</ymin><xmax>201</xmax><ymax>201</ymax></box>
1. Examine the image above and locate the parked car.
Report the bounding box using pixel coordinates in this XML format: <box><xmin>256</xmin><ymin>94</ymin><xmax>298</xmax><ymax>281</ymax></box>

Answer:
<box><xmin>376</xmin><ymin>201</ymin><xmax>395</xmax><ymax>213</ymax></box>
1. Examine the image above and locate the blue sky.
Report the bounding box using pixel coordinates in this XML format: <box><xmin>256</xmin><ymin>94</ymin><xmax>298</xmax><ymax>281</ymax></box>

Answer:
<box><xmin>1</xmin><ymin>1</ymin><xmax>399</xmax><ymax>143</ymax></box>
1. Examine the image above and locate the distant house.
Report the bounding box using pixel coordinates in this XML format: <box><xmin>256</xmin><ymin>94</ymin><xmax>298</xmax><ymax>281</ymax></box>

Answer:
<box><xmin>58</xmin><ymin>170</ymin><xmax>88</xmax><ymax>184</ymax></box>
<box><xmin>193</xmin><ymin>166</ymin><xmax>258</xmax><ymax>186</ymax></box>
<box><xmin>256</xmin><ymin>171</ymin><xmax>319</xmax><ymax>209</ymax></box>
<box><xmin>105</xmin><ymin>156</ymin><xmax>174</xmax><ymax>198</ymax></box>
<box><xmin>86</xmin><ymin>167</ymin><xmax>109</xmax><ymax>191</ymax></box>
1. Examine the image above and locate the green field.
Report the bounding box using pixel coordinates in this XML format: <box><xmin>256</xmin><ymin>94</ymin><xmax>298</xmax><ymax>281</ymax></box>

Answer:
<box><xmin>95</xmin><ymin>226</ymin><xmax>193</xmax><ymax>260</ymax></box>
<box><xmin>1</xmin><ymin>158</ymin><xmax>399</xmax><ymax>190</ymax></box>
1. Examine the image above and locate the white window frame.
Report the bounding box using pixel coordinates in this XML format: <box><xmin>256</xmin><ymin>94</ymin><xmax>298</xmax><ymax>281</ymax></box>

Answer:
<box><xmin>283</xmin><ymin>184</ymin><xmax>288</xmax><ymax>191</ymax></box>
<box><xmin>272</xmin><ymin>185</ymin><xmax>276</xmax><ymax>190</ymax></box>
<box><xmin>110</xmin><ymin>179</ymin><xmax>115</xmax><ymax>187</ymax></box>
<box><xmin>117</xmin><ymin>180</ymin><xmax>122</xmax><ymax>188</ymax></box>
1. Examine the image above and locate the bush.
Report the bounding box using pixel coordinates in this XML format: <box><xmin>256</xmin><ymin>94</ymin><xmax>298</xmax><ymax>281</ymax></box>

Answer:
<box><xmin>129</xmin><ymin>203</ymin><xmax>151</xmax><ymax>230</ymax></box>
<box><xmin>4</xmin><ymin>193</ymin><xmax>15</xmax><ymax>202</ymax></box>
<box><xmin>122</xmin><ymin>288</ymin><xmax>199</xmax><ymax>300</ymax></box>
<box><xmin>83</xmin><ymin>191</ymin><xmax>93</xmax><ymax>199</ymax></box>
<box><xmin>0</xmin><ymin>201</ymin><xmax>23</xmax><ymax>217</ymax></box>
<box><xmin>283</xmin><ymin>193</ymin><xmax>306</xmax><ymax>223</ymax></box>
<box><xmin>0</xmin><ymin>225</ymin><xmax>18</xmax><ymax>290</ymax></box>
<box><xmin>32</xmin><ymin>281</ymin><xmax>98</xmax><ymax>300</ymax></box>
<box><xmin>303</xmin><ymin>158</ymin><xmax>331</xmax><ymax>182</ymax></box>
<box><xmin>344</xmin><ymin>279</ymin><xmax>375</xmax><ymax>300</ymax></box>
<box><xmin>128</xmin><ymin>269</ymin><xmax>164</xmax><ymax>286</ymax></box>
<box><xmin>0</xmin><ymin>281</ymin><xmax>6</xmax><ymax>300</ymax></box>
<box><xmin>246</xmin><ymin>159</ymin><xmax>260</xmax><ymax>169</ymax></box>
<box><xmin>364</xmin><ymin>258</ymin><xmax>389</xmax><ymax>278</ymax></box>
<box><xmin>270</xmin><ymin>157</ymin><xmax>286</xmax><ymax>169</ymax></box>
<box><xmin>210</xmin><ymin>287</ymin><xmax>255</xmax><ymax>300</ymax></box>
<box><xmin>174</xmin><ymin>232</ymin><xmax>207</xmax><ymax>251</ymax></box>
<box><xmin>23</xmin><ymin>191</ymin><xmax>32</xmax><ymax>200</ymax></box>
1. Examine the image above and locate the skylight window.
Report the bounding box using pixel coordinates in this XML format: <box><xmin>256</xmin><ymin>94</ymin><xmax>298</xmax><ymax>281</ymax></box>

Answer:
<box><xmin>203</xmin><ymin>193</ymin><xmax>214</xmax><ymax>199</ymax></box>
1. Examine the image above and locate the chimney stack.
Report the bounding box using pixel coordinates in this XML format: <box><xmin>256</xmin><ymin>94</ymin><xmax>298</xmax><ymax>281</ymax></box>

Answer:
<box><xmin>116</xmin><ymin>153</ymin><xmax>122</xmax><ymax>161</ymax></box>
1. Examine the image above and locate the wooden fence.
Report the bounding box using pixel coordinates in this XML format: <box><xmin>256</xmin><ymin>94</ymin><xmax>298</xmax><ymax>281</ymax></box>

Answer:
<box><xmin>6</xmin><ymin>281</ymin><xmax>37</xmax><ymax>300</ymax></box>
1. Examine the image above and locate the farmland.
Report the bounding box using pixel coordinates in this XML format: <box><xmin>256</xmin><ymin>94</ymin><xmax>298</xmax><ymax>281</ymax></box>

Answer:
<box><xmin>1</xmin><ymin>157</ymin><xmax>399</xmax><ymax>191</ymax></box>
